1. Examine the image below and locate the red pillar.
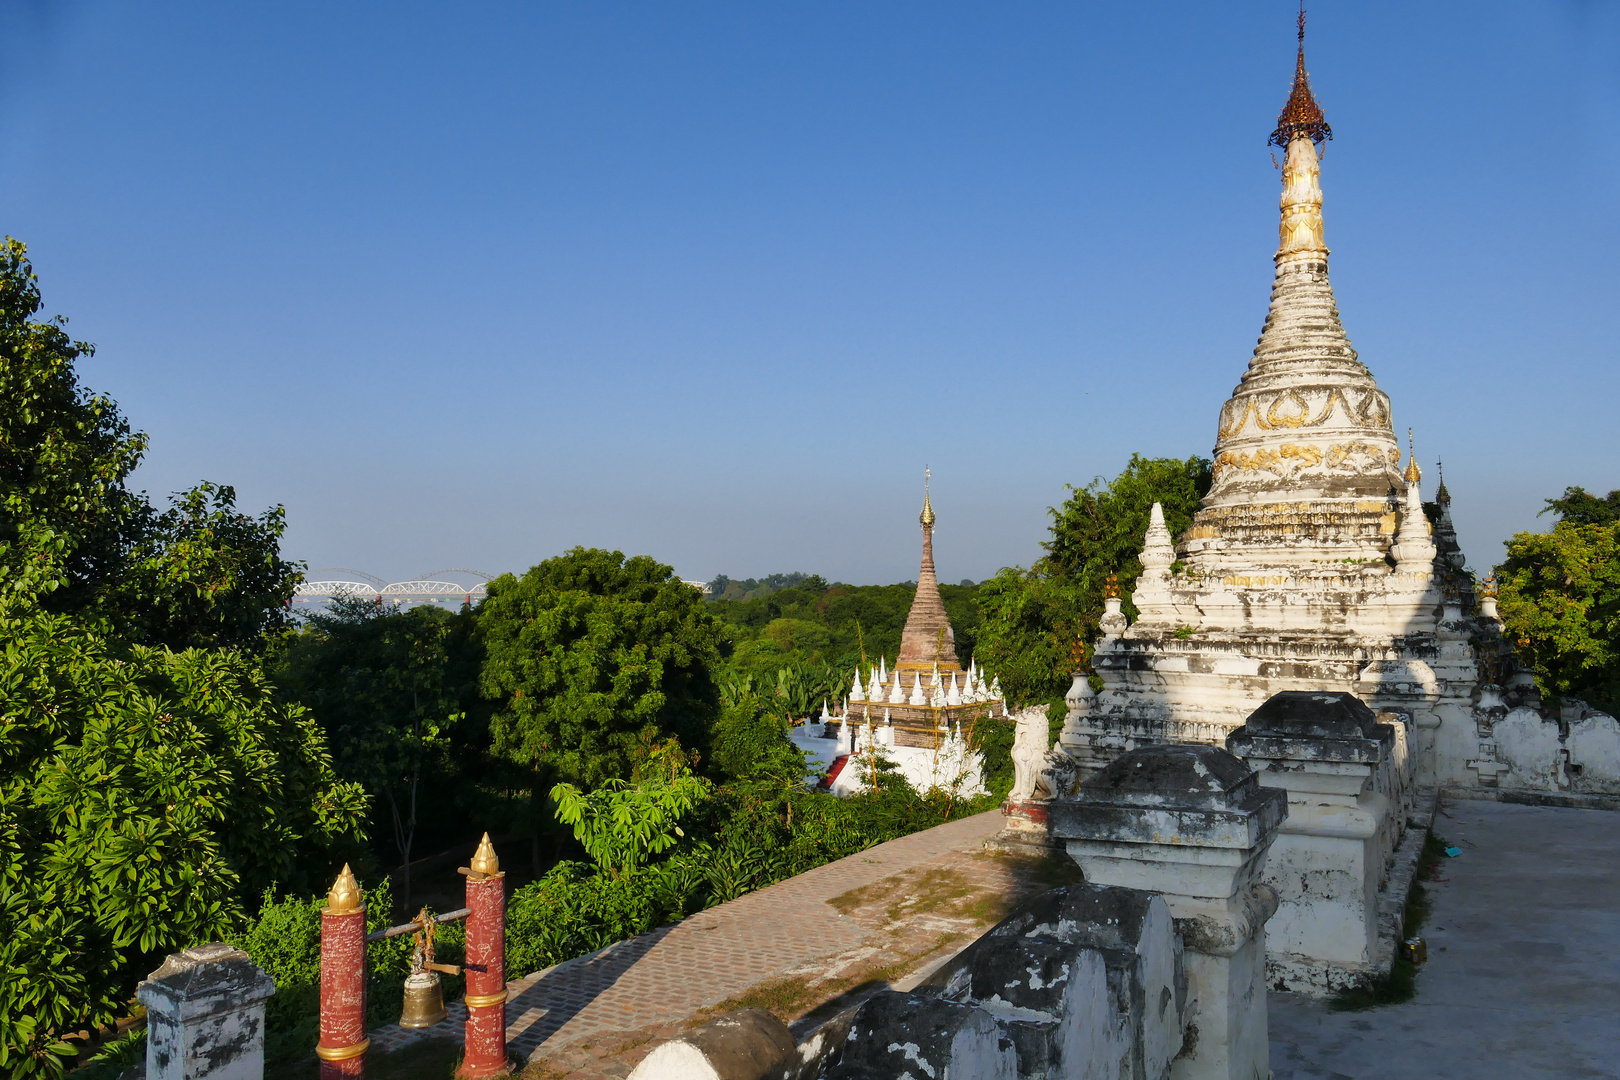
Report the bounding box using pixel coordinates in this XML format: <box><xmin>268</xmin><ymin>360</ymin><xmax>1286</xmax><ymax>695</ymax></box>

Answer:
<box><xmin>458</xmin><ymin>833</ymin><xmax>512</xmax><ymax>1077</ymax></box>
<box><xmin>317</xmin><ymin>864</ymin><xmax>369</xmax><ymax>1078</ymax></box>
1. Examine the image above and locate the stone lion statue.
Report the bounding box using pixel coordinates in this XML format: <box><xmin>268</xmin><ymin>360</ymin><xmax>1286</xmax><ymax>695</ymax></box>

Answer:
<box><xmin>1008</xmin><ymin>706</ymin><xmax>1053</xmax><ymax>802</ymax></box>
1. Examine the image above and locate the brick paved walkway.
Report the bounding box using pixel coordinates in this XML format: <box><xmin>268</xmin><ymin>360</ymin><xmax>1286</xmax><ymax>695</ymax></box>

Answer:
<box><xmin>368</xmin><ymin>810</ymin><xmax>1073</xmax><ymax>1079</ymax></box>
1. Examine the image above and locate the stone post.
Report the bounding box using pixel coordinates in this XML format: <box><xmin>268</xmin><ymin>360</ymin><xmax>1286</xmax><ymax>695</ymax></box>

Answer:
<box><xmin>458</xmin><ymin>833</ymin><xmax>513</xmax><ymax>1078</ymax></box>
<box><xmin>138</xmin><ymin>943</ymin><xmax>275</xmax><ymax>1080</ymax></box>
<box><xmin>317</xmin><ymin>865</ymin><xmax>369</xmax><ymax>1078</ymax></box>
<box><xmin>1048</xmin><ymin>744</ymin><xmax>1286</xmax><ymax>1080</ymax></box>
<box><xmin>1225</xmin><ymin>691</ymin><xmax>1395</xmax><ymax>993</ymax></box>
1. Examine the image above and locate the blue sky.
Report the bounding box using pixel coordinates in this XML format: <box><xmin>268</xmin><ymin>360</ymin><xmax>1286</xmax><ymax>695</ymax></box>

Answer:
<box><xmin>3</xmin><ymin>1</ymin><xmax>1617</xmax><ymax>586</ymax></box>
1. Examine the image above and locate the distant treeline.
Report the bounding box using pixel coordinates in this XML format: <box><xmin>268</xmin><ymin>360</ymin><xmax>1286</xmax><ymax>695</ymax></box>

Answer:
<box><xmin>708</xmin><ymin>576</ymin><xmax>983</xmax><ymax>692</ymax></box>
<box><xmin>708</xmin><ymin>571</ymin><xmax>976</xmax><ymax>605</ymax></box>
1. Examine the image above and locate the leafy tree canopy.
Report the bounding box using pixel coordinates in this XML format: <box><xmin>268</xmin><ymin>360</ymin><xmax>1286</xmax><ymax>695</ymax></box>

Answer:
<box><xmin>709</xmin><ymin>692</ymin><xmax>807</xmax><ymax>784</ymax></box>
<box><xmin>0</xmin><ymin>601</ymin><xmax>367</xmax><ymax>1074</ymax></box>
<box><xmin>711</xmin><ymin>580</ymin><xmax>981</xmax><ymax>686</ymax></box>
<box><xmin>976</xmin><ymin>454</ymin><xmax>1212</xmax><ymax>706</ymax></box>
<box><xmin>479</xmin><ymin>547</ymin><xmax>724</xmax><ymax>787</ymax></box>
<box><xmin>0</xmin><ymin>238</ymin><xmax>300</xmax><ymax>652</ymax></box>
<box><xmin>273</xmin><ymin>596</ymin><xmax>486</xmax><ymax>906</ymax></box>
<box><xmin>706</xmin><ymin>572</ymin><xmax>820</xmax><ymax>603</ymax></box>
<box><xmin>0</xmin><ymin>240</ymin><xmax>355</xmax><ymax>1074</ymax></box>
<box><xmin>1541</xmin><ymin>486</ymin><xmax>1620</xmax><ymax>527</ymax></box>
<box><xmin>1497</xmin><ymin>517</ymin><xmax>1620</xmax><ymax>715</ymax></box>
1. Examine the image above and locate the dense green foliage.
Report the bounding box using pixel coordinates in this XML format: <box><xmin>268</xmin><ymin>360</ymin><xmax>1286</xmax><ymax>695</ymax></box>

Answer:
<box><xmin>551</xmin><ymin>768</ymin><xmax>711</xmax><ymax>873</ymax></box>
<box><xmin>709</xmin><ymin>694</ymin><xmax>808</xmax><ymax>783</ymax></box>
<box><xmin>975</xmin><ymin>454</ymin><xmax>1212</xmax><ymax>705</ymax></box>
<box><xmin>273</xmin><ymin>597</ymin><xmax>488</xmax><ymax>906</ymax></box>
<box><xmin>706</xmin><ymin>572</ymin><xmax>813</xmax><ymax>603</ymax></box>
<box><xmin>1497</xmin><ymin>492</ymin><xmax>1620</xmax><ymax>714</ymax></box>
<box><xmin>1541</xmin><ymin>486</ymin><xmax>1620</xmax><ymax>527</ymax></box>
<box><xmin>0</xmin><ymin>603</ymin><xmax>367</xmax><ymax>1074</ymax></box>
<box><xmin>708</xmin><ymin>575</ymin><xmax>982</xmax><ymax>709</ymax></box>
<box><xmin>0</xmin><ymin>240</ymin><xmax>364</xmax><ymax>1076</ymax></box>
<box><xmin>480</xmin><ymin>548</ymin><xmax>725</xmax><ymax>787</ymax></box>
<box><xmin>0</xmin><ymin>239</ymin><xmax>300</xmax><ymax>652</ymax></box>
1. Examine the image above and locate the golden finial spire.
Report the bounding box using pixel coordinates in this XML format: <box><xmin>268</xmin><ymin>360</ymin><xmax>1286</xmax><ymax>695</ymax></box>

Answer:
<box><xmin>470</xmin><ymin>832</ymin><xmax>500</xmax><ymax>877</ymax></box>
<box><xmin>1269</xmin><ymin>3</ymin><xmax>1332</xmax><ymax>148</ymax></box>
<box><xmin>919</xmin><ymin>466</ymin><xmax>936</xmax><ymax>528</ymax></box>
<box><xmin>1404</xmin><ymin>429</ymin><xmax>1422</xmax><ymax>485</ymax></box>
<box><xmin>1436</xmin><ymin>459</ymin><xmax>1450</xmax><ymax>504</ymax></box>
<box><xmin>327</xmin><ymin>864</ymin><xmax>362</xmax><ymax>914</ymax></box>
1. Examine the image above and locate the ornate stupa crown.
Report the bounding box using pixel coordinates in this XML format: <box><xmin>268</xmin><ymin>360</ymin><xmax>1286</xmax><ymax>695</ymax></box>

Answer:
<box><xmin>919</xmin><ymin>467</ymin><xmax>936</xmax><ymax>528</ymax></box>
<box><xmin>1404</xmin><ymin>430</ymin><xmax>1422</xmax><ymax>485</ymax></box>
<box><xmin>1269</xmin><ymin>6</ymin><xmax>1332</xmax><ymax>149</ymax></box>
<box><xmin>1181</xmin><ymin>8</ymin><xmax>1403</xmax><ymax>564</ymax></box>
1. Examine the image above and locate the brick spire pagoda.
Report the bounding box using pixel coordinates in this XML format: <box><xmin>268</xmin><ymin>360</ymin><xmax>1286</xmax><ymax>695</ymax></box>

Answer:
<box><xmin>844</xmin><ymin>473</ymin><xmax>1004</xmax><ymax>746</ymax></box>
<box><xmin>897</xmin><ymin>471</ymin><xmax>959</xmax><ymax>669</ymax></box>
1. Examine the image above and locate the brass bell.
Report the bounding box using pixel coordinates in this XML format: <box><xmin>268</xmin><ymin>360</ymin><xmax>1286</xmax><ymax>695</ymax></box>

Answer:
<box><xmin>400</xmin><ymin>970</ymin><xmax>448</xmax><ymax>1028</ymax></box>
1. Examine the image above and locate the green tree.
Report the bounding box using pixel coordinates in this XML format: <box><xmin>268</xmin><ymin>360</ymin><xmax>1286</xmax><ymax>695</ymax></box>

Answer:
<box><xmin>274</xmin><ymin>597</ymin><xmax>481</xmax><ymax>909</ymax></box>
<box><xmin>118</xmin><ymin>482</ymin><xmax>301</xmax><ymax>652</ymax></box>
<box><xmin>0</xmin><ymin>238</ymin><xmax>299</xmax><ymax>652</ymax></box>
<box><xmin>709</xmin><ymin>693</ymin><xmax>807</xmax><ymax>784</ymax></box>
<box><xmin>1541</xmin><ymin>486</ymin><xmax>1620</xmax><ymax>527</ymax></box>
<box><xmin>977</xmin><ymin>454</ymin><xmax>1212</xmax><ymax>705</ymax></box>
<box><xmin>0</xmin><ymin>602</ymin><xmax>367</xmax><ymax>1076</ymax></box>
<box><xmin>0</xmin><ymin>239</ymin><xmax>350</xmax><ymax>1073</ymax></box>
<box><xmin>479</xmin><ymin>548</ymin><xmax>725</xmax><ymax>788</ymax></box>
<box><xmin>1497</xmin><ymin>518</ymin><xmax>1620</xmax><ymax>715</ymax></box>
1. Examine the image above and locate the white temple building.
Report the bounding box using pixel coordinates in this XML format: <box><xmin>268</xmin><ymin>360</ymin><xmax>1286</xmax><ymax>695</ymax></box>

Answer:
<box><xmin>1054</xmin><ymin>28</ymin><xmax>1619</xmax><ymax>808</ymax></box>
<box><xmin>793</xmin><ymin>481</ymin><xmax>996</xmax><ymax>799</ymax></box>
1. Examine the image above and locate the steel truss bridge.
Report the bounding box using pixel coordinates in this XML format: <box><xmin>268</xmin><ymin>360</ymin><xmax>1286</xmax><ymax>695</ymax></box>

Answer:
<box><xmin>293</xmin><ymin>568</ymin><xmax>493</xmax><ymax>606</ymax></box>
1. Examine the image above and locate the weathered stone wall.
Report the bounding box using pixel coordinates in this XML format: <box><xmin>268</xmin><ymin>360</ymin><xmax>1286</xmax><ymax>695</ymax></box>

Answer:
<box><xmin>811</xmin><ymin>883</ymin><xmax>1186</xmax><ymax>1080</ymax></box>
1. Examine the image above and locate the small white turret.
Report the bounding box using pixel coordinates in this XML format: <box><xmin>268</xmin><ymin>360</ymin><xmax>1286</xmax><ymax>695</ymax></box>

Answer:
<box><xmin>850</xmin><ymin>669</ymin><xmax>865</xmax><ymax>701</ymax></box>
<box><xmin>1140</xmin><ymin>503</ymin><xmax>1175</xmax><ymax>573</ymax></box>
<box><xmin>1392</xmin><ymin>445</ymin><xmax>1438</xmax><ymax>574</ymax></box>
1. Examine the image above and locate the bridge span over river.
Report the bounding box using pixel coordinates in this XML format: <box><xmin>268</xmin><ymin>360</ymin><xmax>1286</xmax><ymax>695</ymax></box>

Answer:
<box><xmin>292</xmin><ymin>568</ymin><xmax>493</xmax><ymax>611</ymax></box>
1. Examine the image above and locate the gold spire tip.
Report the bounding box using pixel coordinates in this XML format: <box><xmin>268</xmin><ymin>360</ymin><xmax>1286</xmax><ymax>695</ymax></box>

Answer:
<box><xmin>327</xmin><ymin>863</ymin><xmax>362</xmax><ymax>914</ymax></box>
<box><xmin>919</xmin><ymin>466</ymin><xmax>936</xmax><ymax>528</ymax></box>
<box><xmin>1269</xmin><ymin>3</ymin><xmax>1331</xmax><ymax>148</ymax></box>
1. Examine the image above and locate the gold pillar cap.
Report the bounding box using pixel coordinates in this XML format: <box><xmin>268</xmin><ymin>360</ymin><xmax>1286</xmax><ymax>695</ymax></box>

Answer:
<box><xmin>470</xmin><ymin>833</ymin><xmax>500</xmax><ymax>877</ymax></box>
<box><xmin>326</xmin><ymin>864</ymin><xmax>362</xmax><ymax>914</ymax></box>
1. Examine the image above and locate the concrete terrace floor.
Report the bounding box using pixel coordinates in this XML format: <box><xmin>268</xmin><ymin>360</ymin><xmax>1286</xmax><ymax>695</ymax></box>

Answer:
<box><xmin>364</xmin><ymin>809</ymin><xmax>1081</xmax><ymax>1079</ymax></box>
<box><xmin>1270</xmin><ymin>797</ymin><xmax>1620</xmax><ymax>1080</ymax></box>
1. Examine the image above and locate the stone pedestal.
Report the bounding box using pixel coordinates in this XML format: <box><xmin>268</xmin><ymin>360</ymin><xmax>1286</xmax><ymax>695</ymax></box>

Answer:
<box><xmin>1226</xmin><ymin>691</ymin><xmax>1396</xmax><ymax>993</ymax></box>
<box><xmin>1049</xmin><ymin>744</ymin><xmax>1285</xmax><ymax>1080</ymax></box>
<box><xmin>139</xmin><ymin>943</ymin><xmax>275</xmax><ymax>1080</ymax></box>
